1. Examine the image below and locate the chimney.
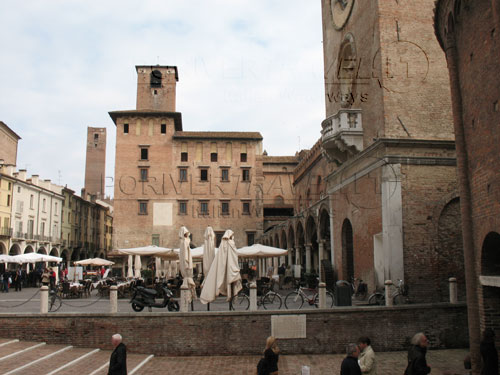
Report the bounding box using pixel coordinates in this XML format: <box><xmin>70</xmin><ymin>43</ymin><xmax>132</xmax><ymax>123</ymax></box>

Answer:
<box><xmin>30</xmin><ymin>175</ymin><xmax>39</xmax><ymax>186</ymax></box>
<box><xmin>17</xmin><ymin>169</ymin><xmax>27</xmax><ymax>181</ymax></box>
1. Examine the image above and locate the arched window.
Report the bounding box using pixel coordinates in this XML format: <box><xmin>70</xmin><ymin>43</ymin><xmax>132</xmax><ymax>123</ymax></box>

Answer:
<box><xmin>150</xmin><ymin>70</ymin><xmax>162</xmax><ymax>88</ymax></box>
<box><xmin>341</xmin><ymin>219</ymin><xmax>354</xmax><ymax>281</ymax></box>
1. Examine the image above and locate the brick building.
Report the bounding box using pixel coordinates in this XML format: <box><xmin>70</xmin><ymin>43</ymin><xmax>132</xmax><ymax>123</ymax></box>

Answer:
<box><xmin>435</xmin><ymin>0</ymin><xmax>500</xmax><ymax>371</ymax></box>
<box><xmin>84</xmin><ymin>127</ymin><xmax>106</xmax><ymax>199</ymax></box>
<box><xmin>110</xmin><ymin>66</ymin><xmax>296</xmax><ymax>250</ymax></box>
<box><xmin>261</xmin><ymin>0</ymin><xmax>465</xmax><ymax>303</ymax></box>
<box><xmin>0</xmin><ymin>121</ymin><xmax>21</xmax><ymax>167</ymax></box>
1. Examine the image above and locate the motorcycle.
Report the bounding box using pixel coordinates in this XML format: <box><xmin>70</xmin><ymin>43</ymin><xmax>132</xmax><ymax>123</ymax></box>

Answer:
<box><xmin>130</xmin><ymin>283</ymin><xmax>180</xmax><ymax>312</ymax></box>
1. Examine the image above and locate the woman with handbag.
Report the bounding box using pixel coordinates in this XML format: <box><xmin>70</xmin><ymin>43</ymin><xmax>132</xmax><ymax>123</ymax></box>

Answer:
<box><xmin>257</xmin><ymin>336</ymin><xmax>279</xmax><ymax>375</ymax></box>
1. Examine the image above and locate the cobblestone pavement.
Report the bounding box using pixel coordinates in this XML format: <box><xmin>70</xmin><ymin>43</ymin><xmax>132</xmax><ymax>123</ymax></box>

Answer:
<box><xmin>0</xmin><ymin>338</ymin><xmax>469</xmax><ymax>375</ymax></box>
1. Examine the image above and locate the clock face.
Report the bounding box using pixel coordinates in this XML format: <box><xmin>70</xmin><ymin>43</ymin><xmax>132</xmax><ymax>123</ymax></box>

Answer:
<box><xmin>330</xmin><ymin>0</ymin><xmax>355</xmax><ymax>30</ymax></box>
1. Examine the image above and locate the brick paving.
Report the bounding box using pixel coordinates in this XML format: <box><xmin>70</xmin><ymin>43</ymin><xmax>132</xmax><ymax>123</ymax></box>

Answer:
<box><xmin>0</xmin><ymin>339</ymin><xmax>469</xmax><ymax>375</ymax></box>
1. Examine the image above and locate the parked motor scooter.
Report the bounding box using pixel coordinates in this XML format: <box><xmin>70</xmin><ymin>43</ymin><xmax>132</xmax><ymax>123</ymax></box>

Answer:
<box><xmin>130</xmin><ymin>283</ymin><xmax>180</xmax><ymax>312</ymax></box>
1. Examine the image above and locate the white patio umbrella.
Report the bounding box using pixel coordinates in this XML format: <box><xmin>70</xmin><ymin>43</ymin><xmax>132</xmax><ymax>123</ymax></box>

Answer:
<box><xmin>179</xmin><ymin>226</ymin><xmax>196</xmax><ymax>301</ymax></box>
<box><xmin>134</xmin><ymin>255</ymin><xmax>142</xmax><ymax>279</ymax></box>
<box><xmin>203</xmin><ymin>226</ymin><xmax>216</xmax><ymax>275</ymax></box>
<box><xmin>236</xmin><ymin>244</ymin><xmax>288</xmax><ymax>258</ymax></box>
<box><xmin>0</xmin><ymin>254</ymin><xmax>22</xmax><ymax>264</ymax></box>
<box><xmin>74</xmin><ymin>257</ymin><xmax>115</xmax><ymax>266</ymax></box>
<box><xmin>127</xmin><ymin>255</ymin><xmax>133</xmax><ymax>278</ymax></box>
<box><xmin>200</xmin><ymin>229</ymin><xmax>242</xmax><ymax>304</ymax></box>
<box><xmin>12</xmin><ymin>252</ymin><xmax>62</xmax><ymax>263</ymax></box>
<box><xmin>116</xmin><ymin>245</ymin><xmax>177</xmax><ymax>260</ymax></box>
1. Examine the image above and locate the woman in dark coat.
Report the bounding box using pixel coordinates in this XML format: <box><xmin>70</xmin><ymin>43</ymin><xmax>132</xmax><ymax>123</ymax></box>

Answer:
<box><xmin>258</xmin><ymin>336</ymin><xmax>279</xmax><ymax>375</ymax></box>
<box><xmin>480</xmin><ymin>328</ymin><xmax>498</xmax><ymax>375</ymax></box>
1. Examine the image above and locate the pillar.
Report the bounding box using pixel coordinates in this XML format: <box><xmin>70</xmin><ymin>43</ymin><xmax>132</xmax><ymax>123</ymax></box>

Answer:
<box><xmin>318</xmin><ymin>241</ymin><xmax>325</xmax><ymax>281</ymax></box>
<box><xmin>318</xmin><ymin>282</ymin><xmax>326</xmax><ymax>309</ymax></box>
<box><xmin>110</xmin><ymin>285</ymin><xmax>118</xmax><ymax>313</ymax></box>
<box><xmin>249</xmin><ymin>282</ymin><xmax>257</xmax><ymax>311</ymax></box>
<box><xmin>385</xmin><ymin>280</ymin><xmax>393</xmax><ymax>307</ymax></box>
<box><xmin>40</xmin><ymin>286</ymin><xmax>48</xmax><ymax>314</ymax></box>
<box><xmin>180</xmin><ymin>286</ymin><xmax>189</xmax><ymax>312</ymax></box>
<box><xmin>305</xmin><ymin>244</ymin><xmax>312</xmax><ymax>273</ymax></box>
<box><xmin>449</xmin><ymin>277</ymin><xmax>458</xmax><ymax>304</ymax></box>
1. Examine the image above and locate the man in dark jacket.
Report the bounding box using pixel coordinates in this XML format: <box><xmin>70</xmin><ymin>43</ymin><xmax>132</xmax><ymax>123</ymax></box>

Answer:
<box><xmin>341</xmin><ymin>343</ymin><xmax>362</xmax><ymax>375</ymax></box>
<box><xmin>405</xmin><ymin>333</ymin><xmax>431</xmax><ymax>375</ymax></box>
<box><xmin>108</xmin><ymin>334</ymin><xmax>127</xmax><ymax>375</ymax></box>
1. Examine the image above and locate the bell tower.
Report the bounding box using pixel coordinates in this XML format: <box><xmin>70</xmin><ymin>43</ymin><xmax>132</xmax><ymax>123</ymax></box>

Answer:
<box><xmin>135</xmin><ymin>65</ymin><xmax>178</xmax><ymax>112</ymax></box>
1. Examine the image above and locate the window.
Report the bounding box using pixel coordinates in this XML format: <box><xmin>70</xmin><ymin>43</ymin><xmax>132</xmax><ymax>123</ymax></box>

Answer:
<box><xmin>94</xmin><ymin>133</ymin><xmax>99</xmax><ymax>141</ymax></box>
<box><xmin>225</xmin><ymin>142</ymin><xmax>232</xmax><ymax>162</ymax></box>
<box><xmin>6</xmin><ymin>194</ymin><xmax>10</xmax><ymax>207</ymax></box>
<box><xmin>55</xmin><ymin>202</ymin><xmax>58</xmax><ymax>214</ymax></box>
<box><xmin>161</xmin><ymin>124</ymin><xmax>166</xmax><ymax>134</ymax></box>
<box><xmin>140</xmin><ymin>148</ymin><xmax>148</xmax><ymax>160</ymax></box>
<box><xmin>124</xmin><ymin>123</ymin><xmax>129</xmax><ymax>134</ymax></box>
<box><xmin>139</xmin><ymin>201</ymin><xmax>148</xmax><ymax>215</ymax></box>
<box><xmin>178</xmin><ymin>201</ymin><xmax>187</xmax><ymax>215</ymax></box>
<box><xmin>200</xmin><ymin>201</ymin><xmax>209</xmax><ymax>215</ymax></box>
<box><xmin>242</xmin><ymin>201</ymin><xmax>250</xmax><ymax>215</ymax></box>
<box><xmin>247</xmin><ymin>232</ymin><xmax>255</xmax><ymax>246</ymax></box>
<box><xmin>40</xmin><ymin>221</ymin><xmax>45</xmax><ymax>236</ymax></box>
<box><xmin>195</xmin><ymin>142</ymin><xmax>203</xmax><ymax>162</ymax></box>
<box><xmin>210</xmin><ymin>142</ymin><xmax>217</xmax><ymax>162</ymax></box>
<box><xmin>8</xmin><ymin>182</ymin><xmax>11</xmax><ymax>190</ymax></box>
<box><xmin>240</xmin><ymin>143</ymin><xmax>247</xmax><ymax>162</ymax></box>
<box><xmin>181</xmin><ymin>142</ymin><xmax>188</xmax><ymax>162</ymax></box>
<box><xmin>151</xmin><ymin>70</ymin><xmax>162</xmax><ymax>87</ymax></box>
<box><xmin>140</xmin><ymin>168</ymin><xmax>148</xmax><ymax>182</ymax></box>
<box><xmin>200</xmin><ymin>169</ymin><xmax>208</xmax><ymax>181</ymax></box>
<box><xmin>221</xmin><ymin>201</ymin><xmax>229</xmax><ymax>215</ymax></box>
<box><xmin>221</xmin><ymin>169</ymin><xmax>229</xmax><ymax>182</ymax></box>
<box><xmin>152</xmin><ymin>234</ymin><xmax>160</xmax><ymax>246</ymax></box>
<box><xmin>42</xmin><ymin>198</ymin><xmax>46</xmax><ymax>212</ymax></box>
<box><xmin>242</xmin><ymin>169</ymin><xmax>250</xmax><ymax>182</ymax></box>
<box><xmin>179</xmin><ymin>168</ymin><xmax>188</xmax><ymax>182</ymax></box>
<box><xmin>17</xmin><ymin>186</ymin><xmax>21</xmax><ymax>193</ymax></box>
<box><xmin>215</xmin><ymin>231</ymin><xmax>224</xmax><ymax>247</ymax></box>
<box><xmin>30</xmin><ymin>194</ymin><xmax>34</xmax><ymax>209</ymax></box>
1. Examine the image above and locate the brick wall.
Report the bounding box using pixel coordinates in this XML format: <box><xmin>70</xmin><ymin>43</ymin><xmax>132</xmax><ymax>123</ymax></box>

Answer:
<box><xmin>0</xmin><ymin>303</ymin><xmax>468</xmax><ymax>356</ymax></box>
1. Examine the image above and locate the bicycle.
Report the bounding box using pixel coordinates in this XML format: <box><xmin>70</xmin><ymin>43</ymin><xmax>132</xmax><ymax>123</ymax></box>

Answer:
<box><xmin>229</xmin><ymin>283</ymin><xmax>283</xmax><ymax>311</ymax></box>
<box><xmin>284</xmin><ymin>284</ymin><xmax>334</xmax><ymax>309</ymax></box>
<box><xmin>367</xmin><ymin>279</ymin><xmax>408</xmax><ymax>306</ymax></box>
<box><xmin>49</xmin><ymin>288</ymin><xmax>62</xmax><ymax>312</ymax></box>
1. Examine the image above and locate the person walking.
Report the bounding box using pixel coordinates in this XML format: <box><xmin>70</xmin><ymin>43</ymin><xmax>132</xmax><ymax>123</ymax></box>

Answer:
<box><xmin>108</xmin><ymin>333</ymin><xmax>127</xmax><ymax>375</ymax></box>
<box><xmin>14</xmin><ymin>267</ymin><xmax>22</xmax><ymax>291</ymax></box>
<box><xmin>278</xmin><ymin>264</ymin><xmax>285</xmax><ymax>290</ymax></box>
<box><xmin>404</xmin><ymin>332</ymin><xmax>431</xmax><ymax>375</ymax></box>
<box><xmin>340</xmin><ymin>343</ymin><xmax>362</xmax><ymax>375</ymax></box>
<box><xmin>258</xmin><ymin>336</ymin><xmax>280</xmax><ymax>375</ymax></box>
<box><xmin>2</xmin><ymin>271</ymin><xmax>9</xmax><ymax>293</ymax></box>
<box><xmin>480</xmin><ymin>328</ymin><xmax>498</xmax><ymax>375</ymax></box>
<box><xmin>358</xmin><ymin>337</ymin><xmax>376</xmax><ymax>374</ymax></box>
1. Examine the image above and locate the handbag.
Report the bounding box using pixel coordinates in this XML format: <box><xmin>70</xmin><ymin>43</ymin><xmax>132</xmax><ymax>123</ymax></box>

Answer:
<box><xmin>8</xmin><ymin>277</ymin><xmax>12</xmax><ymax>284</ymax></box>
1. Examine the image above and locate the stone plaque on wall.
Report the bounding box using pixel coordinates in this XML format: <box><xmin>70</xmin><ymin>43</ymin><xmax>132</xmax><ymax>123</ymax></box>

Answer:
<box><xmin>271</xmin><ymin>315</ymin><xmax>306</xmax><ymax>339</ymax></box>
<box><xmin>153</xmin><ymin>202</ymin><xmax>173</xmax><ymax>226</ymax></box>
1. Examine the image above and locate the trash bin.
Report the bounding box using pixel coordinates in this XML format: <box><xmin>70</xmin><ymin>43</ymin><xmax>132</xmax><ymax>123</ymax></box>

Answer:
<box><xmin>335</xmin><ymin>283</ymin><xmax>352</xmax><ymax>306</ymax></box>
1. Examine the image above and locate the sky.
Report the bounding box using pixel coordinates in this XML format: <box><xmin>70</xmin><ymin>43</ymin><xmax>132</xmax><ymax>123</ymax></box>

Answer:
<box><xmin>0</xmin><ymin>0</ymin><xmax>325</xmax><ymax>197</ymax></box>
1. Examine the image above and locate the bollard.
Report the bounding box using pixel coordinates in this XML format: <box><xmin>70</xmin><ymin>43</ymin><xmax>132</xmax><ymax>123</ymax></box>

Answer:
<box><xmin>249</xmin><ymin>282</ymin><xmax>257</xmax><ymax>311</ymax></box>
<box><xmin>40</xmin><ymin>286</ymin><xmax>48</xmax><ymax>314</ymax></box>
<box><xmin>110</xmin><ymin>285</ymin><xmax>118</xmax><ymax>313</ymax></box>
<box><xmin>385</xmin><ymin>280</ymin><xmax>393</xmax><ymax>306</ymax></box>
<box><xmin>318</xmin><ymin>282</ymin><xmax>326</xmax><ymax>309</ymax></box>
<box><xmin>180</xmin><ymin>286</ymin><xmax>189</xmax><ymax>312</ymax></box>
<box><xmin>449</xmin><ymin>277</ymin><xmax>458</xmax><ymax>304</ymax></box>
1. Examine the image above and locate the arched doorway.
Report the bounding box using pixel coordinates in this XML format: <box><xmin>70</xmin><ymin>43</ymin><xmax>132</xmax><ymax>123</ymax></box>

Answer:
<box><xmin>9</xmin><ymin>244</ymin><xmax>21</xmax><ymax>255</ymax></box>
<box><xmin>50</xmin><ymin>248</ymin><xmax>59</xmax><ymax>257</ymax></box>
<box><xmin>0</xmin><ymin>242</ymin><xmax>7</xmax><ymax>255</ymax></box>
<box><xmin>481</xmin><ymin>232</ymin><xmax>500</xmax><ymax>333</ymax></box>
<box><xmin>341</xmin><ymin>218</ymin><xmax>354</xmax><ymax>281</ymax></box>
<box><xmin>436</xmin><ymin>198</ymin><xmax>465</xmax><ymax>301</ymax></box>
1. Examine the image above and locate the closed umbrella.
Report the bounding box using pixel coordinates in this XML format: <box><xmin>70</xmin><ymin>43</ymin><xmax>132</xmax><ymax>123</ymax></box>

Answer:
<box><xmin>179</xmin><ymin>226</ymin><xmax>196</xmax><ymax>301</ymax></box>
<box><xmin>134</xmin><ymin>255</ymin><xmax>142</xmax><ymax>279</ymax></box>
<box><xmin>200</xmin><ymin>229</ymin><xmax>242</xmax><ymax>304</ymax></box>
<box><xmin>203</xmin><ymin>226</ymin><xmax>216</xmax><ymax>276</ymax></box>
<box><xmin>127</xmin><ymin>255</ymin><xmax>133</xmax><ymax>278</ymax></box>
<box><xmin>155</xmin><ymin>257</ymin><xmax>161</xmax><ymax>279</ymax></box>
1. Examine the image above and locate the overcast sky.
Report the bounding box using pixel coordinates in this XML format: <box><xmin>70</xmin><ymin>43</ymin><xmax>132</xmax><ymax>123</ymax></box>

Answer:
<box><xmin>0</xmin><ymin>1</ymin><xmax>325</xmax><ymax>197</ymax></box>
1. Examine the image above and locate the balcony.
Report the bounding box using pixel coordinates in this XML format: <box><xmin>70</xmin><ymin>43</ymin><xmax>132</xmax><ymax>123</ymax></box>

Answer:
<box><xmin>321</xmin><ymin>108</ymin><xmax>363</xmax><ymax>164</ymax></box>
<box><xmin>0</xmin><ymin>227</ymin><xmax>12</xmax><ymax>237</ymax></box>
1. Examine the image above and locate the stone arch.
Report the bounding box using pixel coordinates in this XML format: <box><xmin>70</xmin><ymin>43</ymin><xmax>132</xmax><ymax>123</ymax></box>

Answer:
<box><xmin>61</xmin><ymin>250</ymin><xmax>70</xmax><ymax>263</ymax></box>
<box><xmin>274</xmin><ymin>233</ymin><xmax>280</xmax><ymax>249</ymax></box>
<box><xmin>306</xmin><ymin>189</ymin><xmax>311</xmax><ymax>208</ymax></box>
<box><xmin>341</xmin><ymin>218</ymin><xmax>354</xmax><ymax>281</ymax></box>
<box><xmin>480</xmin><ymin>232</ymin><xmax>500</xmax><ymax>334</ymax></box>
<box><xmin>71</xmin><ymin>249</ymin><xmax>80</xmax><ymax>261</ymax></box>
<box><xmin>9</xmin><ymin>244</ymin><xmax>21</xmax><ymax>255</ymax></box>
<box><xmin>37</xmin><ymin>247</ymin><xmax>47</xmax><ymax>255</ymax></box>
<box><xmin>50</xmin><ymin>248</ymin><xmax>59</xmax><ymax>257</ymax></box>
<box><xmin>24</xmin><ymin>245</ymin><xmax>34</xmax><ymax>254</ymax></box>
<box><xmin>99</xmin><ymin>252</ymin><xmax>105</xmax><ymax>259</ymax></box>
<box><xmin>0</xmin><ymin>242</ymin><xmax>6</xmax><ymax>255</ymax></box>
<box><xmin>319</xmin><ymin>207</ymin><xmax>331</xmax><ymax>263</ymax></box>
<box><xmin>338</xmin><ymin>33</ymin><xmax>357</xmax><ymax>108</ymax></box>
<box><xmin>436</xmin><ymin>197</ymin><xmax>465</xmax><ymax>301</ymax></box>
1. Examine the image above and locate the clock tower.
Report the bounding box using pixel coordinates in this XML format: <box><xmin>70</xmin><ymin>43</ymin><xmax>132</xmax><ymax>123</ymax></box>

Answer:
<box><xmin>135</xmin><ymin>65</ymin><xmax>178</xmax><ymax>112</ymax></box>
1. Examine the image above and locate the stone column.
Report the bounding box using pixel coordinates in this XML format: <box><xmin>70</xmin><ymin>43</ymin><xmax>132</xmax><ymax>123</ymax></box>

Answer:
<box><xmin>385</xmin><ymin>280</ymin><xmax>393</xmax><ymax>307</ymax></box>
<box><xmin>40</xmin><ymin>286</ymin><xmax>48</xmax><ymax>314</ymax></box>
<box><xmin>249</xmin><ymin>282</ymin><xmax>257</xmax><ymax>311</ymax></box>
<box><xmin>318</xmin><ymin>282</ymin><xmax>326</xmax><ymax>309</ymax></box>
<box><xmin>287</xmin><ymin>248</ymin><xmax>293</xmax><ymax>266</ymax></box>
<box><xmin>180</xmin><ymin>286</ymin><xmax>189</xmax><ymax>312</ymax></box>
<box><xmin>110</xmin><ymin>285</ymin><xmax>118</xmax><ymax>313</ymax></box>
<box><xmin>318</xmin><ymin>241</ymin><xmax>325</xmax><ymax>281</ymax></box>
<box><xmin>305</xmin><ymin>244</ymin><xmax>312</xmax><ymax>273</ymax></box>
<box><xmin>449</xmin><ymin>277</ymin><xmax>458</xmax><ymax>304</ymax></box>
